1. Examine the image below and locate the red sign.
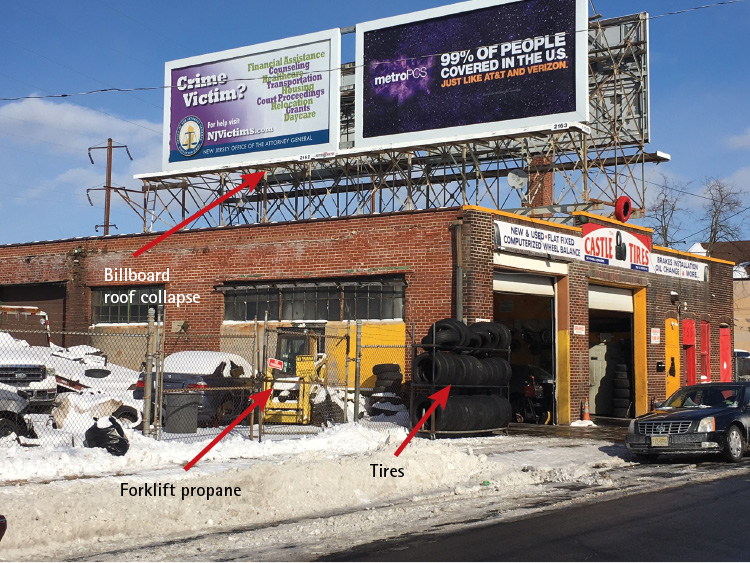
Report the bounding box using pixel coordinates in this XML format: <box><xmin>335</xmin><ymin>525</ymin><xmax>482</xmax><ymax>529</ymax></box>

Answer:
<box><xmin>267</xmin><ymin>358</ymin><xmax>284</xmax><ymax>370</ymax></box>
<box><xmin>582</xmin><ymin>224</ymin><xmax>651</xmax><ymax>272</ymax></box>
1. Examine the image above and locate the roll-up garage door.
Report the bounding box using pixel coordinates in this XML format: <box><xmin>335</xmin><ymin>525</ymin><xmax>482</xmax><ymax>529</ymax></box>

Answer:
<box><xmin>493</xmin><ymin>272</ymin><xmax>554</xmax><ymax>296</ymax></box>
<box><xmin>588</xmin><ymin>285</ymin><xmax>633</xmax><ymax>312</ymax></box>
<box><xmin>0</xmin><ymin>283</ymin><xmax>66</xmax><ymax>346</ymax></box>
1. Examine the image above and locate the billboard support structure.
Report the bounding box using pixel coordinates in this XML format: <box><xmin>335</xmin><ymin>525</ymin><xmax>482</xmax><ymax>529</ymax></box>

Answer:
<box><xmin>128</xmin><ymin>12</ymin><xmax>663</xmax><ymax>233</ymax></box>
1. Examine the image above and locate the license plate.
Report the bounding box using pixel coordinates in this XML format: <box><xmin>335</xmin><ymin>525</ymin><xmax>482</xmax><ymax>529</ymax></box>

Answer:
<box><xmin>650</xmin><ymin>436</ymin><xmax>669</xmax><ymax>447</ymax></box>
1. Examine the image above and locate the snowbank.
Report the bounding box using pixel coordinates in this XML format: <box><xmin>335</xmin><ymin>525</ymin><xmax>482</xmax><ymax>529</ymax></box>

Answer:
<box><xmin>0</xmin><ymin>425</ymin><xmax>631</xmax><ymax>559</ymax></box>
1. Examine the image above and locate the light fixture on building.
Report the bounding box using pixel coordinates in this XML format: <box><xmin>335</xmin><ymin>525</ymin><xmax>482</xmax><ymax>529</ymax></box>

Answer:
<box><xmin>670</xmin><ymin>291</ymin><xmax>679</xmax><ymax>304</ymax></box>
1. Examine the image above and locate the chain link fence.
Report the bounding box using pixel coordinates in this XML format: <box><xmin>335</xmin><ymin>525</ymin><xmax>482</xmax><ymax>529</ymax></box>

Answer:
<box><xmin>0</xmin><ymin>318</ymin><xmax>414</xmax><ymax>448</ymax></box>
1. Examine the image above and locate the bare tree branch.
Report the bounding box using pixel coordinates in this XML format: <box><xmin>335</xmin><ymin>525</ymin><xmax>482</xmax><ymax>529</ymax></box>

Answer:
<box><xmin>701</xmin><ymin>178</ymin><xmax>745</xmax><ymax>256</ymax></box>
<box><xmin>644</xmin><ymin>175</ymin><xmax>688</xmax><ymax>247</ymax></box>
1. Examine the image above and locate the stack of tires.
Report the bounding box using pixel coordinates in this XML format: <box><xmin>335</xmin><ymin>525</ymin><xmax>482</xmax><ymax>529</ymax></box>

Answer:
<box><xmin>411</xmin><ymin>319</ymin><xmax>513</xmax><ymax>431</ymax></box>
<box><xmin>612</xmin><ymin>363</ymin><xmax>631</xmax><ymax>418</ymax></box>
<box><xmin>368</xmin><ymin>364</ymin><xmax>407</xmax><ymax>418</ymax></box>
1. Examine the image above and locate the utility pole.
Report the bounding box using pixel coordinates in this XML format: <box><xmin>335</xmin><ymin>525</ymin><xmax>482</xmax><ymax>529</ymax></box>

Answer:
<box><xmin>88</xmin><ymin>139</ymin><xmax>133</xmax><ymax>235</ymax></box>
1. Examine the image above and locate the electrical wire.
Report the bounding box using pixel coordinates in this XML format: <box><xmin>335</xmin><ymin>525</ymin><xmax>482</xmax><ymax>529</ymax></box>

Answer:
<box><xmin>0</xmin><ymin>0</ymin><xmax>744</xmax><ymax>103</ymax></box>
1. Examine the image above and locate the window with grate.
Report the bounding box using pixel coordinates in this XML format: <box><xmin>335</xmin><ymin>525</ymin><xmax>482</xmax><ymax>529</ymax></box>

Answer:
<box><xmin>92</xmin><ymin>286</ymin><xmax>163</xmax><ymax>324</ymax></box>
<box><xmin>223</xmin><ymin>286</ymin><xmax>279</xmax><ymax>321</ymax></box>
<box><xmin>223</xmin><ymin>278</ymin><xmax>405</xmax><ymax>322</ymax></box>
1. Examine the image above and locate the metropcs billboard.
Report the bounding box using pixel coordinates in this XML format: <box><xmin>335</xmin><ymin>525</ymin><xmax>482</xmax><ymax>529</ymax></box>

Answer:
<box><xmin>162</xmin><ymin>30</ymin><xmax>340</xmax><ymax>173</ymax></box>
<box><xmin>355</xmin><ymin>0</ymin><xmax>588</xmax><ymax>149</ymax></box>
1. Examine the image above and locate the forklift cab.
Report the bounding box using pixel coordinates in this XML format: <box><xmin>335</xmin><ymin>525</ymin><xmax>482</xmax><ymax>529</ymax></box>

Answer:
<box><xmin>264</xmin><ymin>325</ymin><xmax>328</xmax><ymax>424</ymax></box>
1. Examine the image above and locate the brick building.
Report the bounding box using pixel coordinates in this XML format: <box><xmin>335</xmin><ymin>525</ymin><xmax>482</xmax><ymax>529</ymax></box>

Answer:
<box><xmin>0</xmin><ymin>205</ymin><xmax>734</xmax><ymax>424</ymax></box>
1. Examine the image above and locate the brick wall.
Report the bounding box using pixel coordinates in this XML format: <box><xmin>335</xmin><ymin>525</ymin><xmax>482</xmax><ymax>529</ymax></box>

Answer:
<box><xmin>0</xmin><ymin>209</ymin><xmax>463</xmax><ymax>345</ymax></box>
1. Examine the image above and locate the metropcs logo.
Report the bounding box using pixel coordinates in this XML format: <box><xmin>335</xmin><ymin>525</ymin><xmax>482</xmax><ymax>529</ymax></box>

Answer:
<box><xmin>582</xmin><ymin>223</ymin><xmax>651</xmax><ymax>272</ymax></box>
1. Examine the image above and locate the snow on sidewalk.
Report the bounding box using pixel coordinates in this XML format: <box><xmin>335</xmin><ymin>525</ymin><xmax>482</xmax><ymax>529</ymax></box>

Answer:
<box><xmin>0</xmin><ymin>425</ymin><xmax>630</xmax><ymax>560</ymax></box>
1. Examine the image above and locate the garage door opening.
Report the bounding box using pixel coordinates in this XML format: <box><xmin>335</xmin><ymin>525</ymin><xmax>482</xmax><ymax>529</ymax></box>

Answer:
<box><xmin>493</xmin><ymin>272</ymin><xmax>555</xmax><ymax>425</ymax></box>
<box><xmin>588</xmin><ymin>286</ymin><xmax>635</xmax><ymax>418</ymax></box>
<box><xmin>0</xmin><ymin>283</ymin><xmax>66</xmax><ymax>347</ymax></box>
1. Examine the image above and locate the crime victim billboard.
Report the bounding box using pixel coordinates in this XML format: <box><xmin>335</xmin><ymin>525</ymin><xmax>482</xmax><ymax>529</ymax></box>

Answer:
<box><xmin>355</xmin><ymin>0</ymin><xmax>588</xmax><ymax>149</ymax></box>
<box><xmin>163</xmin><ymin>29</ymin><xmax>340</xmax><ymax>172</ymax></box>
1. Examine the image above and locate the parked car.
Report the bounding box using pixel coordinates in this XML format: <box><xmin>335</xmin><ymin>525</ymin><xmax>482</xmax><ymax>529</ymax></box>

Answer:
<box><xmin>626</xmin><ymin>382</ymin><xmax>750</xmax><ymax>463</ymax></box>
<box><xmin>0</xmin><ymin>333</ymin><xmax>58</xmax><ymax>408</ymax></box>
<box><xmin>0</xmin><ymin>388</ymin><xmax>36</xmax><ymax>439</ymax></box>
<box><xmin>134</xmin><ymin>351</ymin><xmax>256</xmax><ymax>427</ymax></box>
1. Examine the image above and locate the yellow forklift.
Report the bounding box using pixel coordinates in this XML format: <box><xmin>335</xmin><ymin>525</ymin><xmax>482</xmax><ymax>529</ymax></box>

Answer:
<box><xmin>262</xmin><ymin>327</ymin><xmax>329</xmax><ymax>424</ymax></box>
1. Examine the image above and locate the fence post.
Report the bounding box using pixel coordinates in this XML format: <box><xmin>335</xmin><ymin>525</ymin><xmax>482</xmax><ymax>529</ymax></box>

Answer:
<box><xmin>260</xmin><ymin>310</ymin><xmax>268</xmax><ymax>443</ymax></box>
<box><xmin>142</xmin><ymin>308</ymin><xmax>155</xmax><ymax>437</ymax></box>
<box><xmin>354</xmin><ymin>320</ymin><xmax>362</xmax><ymax>423</ymax></box>
<box><xmin>153</xmin><ymin>304</ymin><xmax>165</xmax><ymax>439</ymax></box>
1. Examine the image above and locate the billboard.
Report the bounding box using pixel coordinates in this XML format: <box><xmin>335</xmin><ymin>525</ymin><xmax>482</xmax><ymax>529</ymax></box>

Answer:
<box><xmin>163</xmin><ymin>29</ymin><xmax>340</xmax><ymax>173</ymax></box>
<box><xmin>355</xmin><ymin>0</ymin><xmax>588</xmax><ymax>149</ymax></box>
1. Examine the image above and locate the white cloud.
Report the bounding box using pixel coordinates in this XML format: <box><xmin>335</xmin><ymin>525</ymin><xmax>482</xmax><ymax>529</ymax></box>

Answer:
<box><xmin>727</xmin><ymin>128</ymin><xmax>750</xmax><ymax>149</ymax></box>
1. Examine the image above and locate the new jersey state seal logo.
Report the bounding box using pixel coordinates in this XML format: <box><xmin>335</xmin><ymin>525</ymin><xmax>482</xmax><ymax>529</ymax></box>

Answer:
<box><xmin>176</xmin><ymin>116</ymin><xmax>204</xmax><ymax>157</ymax></box>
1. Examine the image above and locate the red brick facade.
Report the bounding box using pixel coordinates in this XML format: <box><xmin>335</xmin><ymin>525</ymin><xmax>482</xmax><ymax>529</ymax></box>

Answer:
<box><xmin>0</xmin><ymin>206</ymin><xmax>735</xmax><ymax>423</ymax></box>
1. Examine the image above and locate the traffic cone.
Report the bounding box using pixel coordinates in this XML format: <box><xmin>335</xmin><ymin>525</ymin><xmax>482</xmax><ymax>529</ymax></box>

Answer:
<box><xmin>582</xmin><ymin>397</ymin><xmax>591</xmax><ymax>421</ymax></box>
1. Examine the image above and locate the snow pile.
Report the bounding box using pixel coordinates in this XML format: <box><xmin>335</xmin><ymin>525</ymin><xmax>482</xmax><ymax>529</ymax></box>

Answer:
<box><xmin>0</xmin><ymin>423</ymin><xmax>398</xmax><ymax>483</ymax></box>
<box><xmin>0</xmin><ymin>426</ymin><xmax>631</xmax><ymax>559</ymax></box>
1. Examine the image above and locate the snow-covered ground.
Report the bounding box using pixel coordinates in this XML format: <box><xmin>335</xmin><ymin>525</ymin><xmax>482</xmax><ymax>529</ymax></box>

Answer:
<box><xmin>0</xmin><ymin>423</ymin><xmax>632</xmax><ymax>561</ymax></box>
<box><xmin>2</xmin><ymin>422</ymin><xmax>747</xmax><ymax>561</ymax></box>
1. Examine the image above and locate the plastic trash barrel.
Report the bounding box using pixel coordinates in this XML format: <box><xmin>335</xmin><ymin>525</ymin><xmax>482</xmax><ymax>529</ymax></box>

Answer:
<box><xmin>164</xmin><ymin>392</ymin><xmax>200</xmax><ymax>434</ymax></box>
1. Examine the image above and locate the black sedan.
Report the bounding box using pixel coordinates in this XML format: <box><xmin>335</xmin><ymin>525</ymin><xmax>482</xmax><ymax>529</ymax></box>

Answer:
<box><xmin>626</xmin><ymin>383</ymin><xmax>750</xmax><ymax>463</ymax></box>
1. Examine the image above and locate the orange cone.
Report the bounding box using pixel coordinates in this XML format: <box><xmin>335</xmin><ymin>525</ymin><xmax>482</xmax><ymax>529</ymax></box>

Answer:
<box><xmin>582</xmin><ymin>397</ymin><xmax>591</xmax><ymax>421</ymax></box>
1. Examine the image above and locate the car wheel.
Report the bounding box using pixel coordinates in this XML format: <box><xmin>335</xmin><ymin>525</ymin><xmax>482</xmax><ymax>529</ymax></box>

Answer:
<box><xmin>635</xmin><ymin>453</ymin><xmax>659</xmax><ymax>463</ymax></box>
<box><xmin>724</xmin><ymin>425</ymin><xmax>745</xmax><ymax>463</ymax></box>
<box><xmin>0</xmin><ymin>417</ymin><xmax>20</xmax><ymax>439</ymax></box>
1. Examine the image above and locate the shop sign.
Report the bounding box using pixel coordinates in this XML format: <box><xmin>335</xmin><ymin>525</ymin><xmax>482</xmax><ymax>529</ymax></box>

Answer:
<box><xmin>495</xmin><ymin>219</ymin><xmax>708</xmax><ymax>283</ymax></box>
<box><xmin>582</xmin><ymin>223</ymin><xmax>650</xmax><ymax>272</ymax></box>
<box><xmin>651</xmin><ymin>328</ymin><xmax>661</xmax><ymax>344</ymax></box>
<box><xmin>651</xmin><ymin>254</ymin><xmax>708</xmax><ymax>282</ymax></box>
<box><xmin>495</xmin><ymin>221</ymin><xmax>583</xmax><ymax>260</ymax></box>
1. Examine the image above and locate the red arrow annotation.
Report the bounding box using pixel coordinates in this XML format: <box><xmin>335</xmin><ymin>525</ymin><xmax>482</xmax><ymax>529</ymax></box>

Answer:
<box><xmin>133</xmin><ymin>172</ymin><xmax>265</xmax><ymax>258</ymax></box>
<box><xmin>183</xmin><ymin>388</ymin><xmax>273</xmax><ymax>471</ymax></box>
<box><xmin>394</xmin><ymin>385</ymin><xmax>450</xmax><ymax>457</ymax></box>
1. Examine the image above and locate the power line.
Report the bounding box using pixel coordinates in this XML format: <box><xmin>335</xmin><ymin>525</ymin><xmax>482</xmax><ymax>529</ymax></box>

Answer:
<box><xmin>0</xmin><ymin>0</ymin><xmax>744</xmax><ymax>103</ymax></box>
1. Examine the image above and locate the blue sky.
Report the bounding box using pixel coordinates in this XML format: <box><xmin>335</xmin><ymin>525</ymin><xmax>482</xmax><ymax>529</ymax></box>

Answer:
<box><xmin>1</xmin><ymin>0</ymin><xmax>748</xmax><ymax>246</ymax></box>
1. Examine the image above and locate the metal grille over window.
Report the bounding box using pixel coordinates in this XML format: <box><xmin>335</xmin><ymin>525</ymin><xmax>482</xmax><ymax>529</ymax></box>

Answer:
<box><xmin>221</xmin><ymin>278</ymin><xmax>405</xmax><ymax>322</ymax></box>
<box><xmin>92</xmin><ymin>286</ymin><xmax>164</xmax><ymax>324</ymax></box>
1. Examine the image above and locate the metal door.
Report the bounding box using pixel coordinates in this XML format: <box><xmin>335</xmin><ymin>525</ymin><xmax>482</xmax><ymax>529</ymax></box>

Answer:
<box><xmin>665</xmin><ymin>318</ymin><xmax>681</xmax><ymax>397</ymax></box>
<box><xmin>720</xmin><ymin>327</ymin><xmax>732</xmax><ymax>382</ymax></box>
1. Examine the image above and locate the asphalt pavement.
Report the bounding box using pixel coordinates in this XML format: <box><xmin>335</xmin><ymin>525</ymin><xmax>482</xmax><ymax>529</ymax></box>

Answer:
<box><xmin>322</xmin><ymin>470</ymin><xmax>750</xmax><ymax>561</ymax></box>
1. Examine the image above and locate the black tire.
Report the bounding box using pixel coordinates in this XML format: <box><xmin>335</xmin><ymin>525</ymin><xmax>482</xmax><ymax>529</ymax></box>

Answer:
<box><xmin>724</xmin><ymin>425</ymin><xmax>745</xmax><ymax>463</ymax></box>
<box><xmin>612</xmin><ymin>398</ymin><xmax>631</xmax><ymax>408</ymax></box>
<box><xmin>612</xmin><ymin>378</ymin><xmax>630</xmax><ymax>389</ymax></box>
<box><xmin>372</xmin><ymin>385</ymin><xmax>388</xmax><ymax>394</ymax></box>
<box><xmin>612</xmin><ymin>407</ymin><xmax>630</xmax><ymax>418</ymax></box>
<box><xmin>635</xmin><ymin>453</ymin><xmax>659</xmax><ymax>463</ymax></box>
<box><xmin>113</xmin><ymin>406</ymin><xmax>139</xmax><ymax>424</ymax></box>
<box><xmin>612</xmin><ymin>388</ymin><xmax>631</xmax><ymax>399</ymax></box>
<box><xmin>422</xmin><ymin>319</ymin><xmax>470</xmax><ymax>349</ymax></box>
<box><xmin>614</xmin><ymin>371</ymin><xmax>629</xmax><ymax>379</ymax></box>
<box><xmin>616</xmin><ymin>363</ymin><xmax>628</xmax><ymax>371</ymax></box>
<box><xmin>468</xmin><ymin>327</ymin><xmax>492</xmax><ymax>351</ymax></box>
<box><xmin>373</xmin><ymin>364</ymin><xmax>401</xmax><ymax>375</ymax></box>
<box><xmin>376</xmin><ymin>370</ymin><xmax>402</xmax><ymax>383</ymax></box>
<box><xmin>493</xmin><ymin>323</ymin><xmax>511</xmax><ymax>350</ymax></box>
<box><xmin>0</xmin><ymin>417</ymin><xmax>20</xmax><ymax>439</ymax></box>
<box><xmin>470</xmin><ymin>322</ymin><xmax>501</xmax><ymax>349</ymax></box>
<box><xmin>464</xmin><ymin>332</ymin><xmax>483</xmax><ymax>354</ymax></box>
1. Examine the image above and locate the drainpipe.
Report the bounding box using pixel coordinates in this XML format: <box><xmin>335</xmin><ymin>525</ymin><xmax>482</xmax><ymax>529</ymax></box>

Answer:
<box><xmin>453</xmin><ymin>219</ymin><xmax>464</xmax><ymax>322</ymax></box>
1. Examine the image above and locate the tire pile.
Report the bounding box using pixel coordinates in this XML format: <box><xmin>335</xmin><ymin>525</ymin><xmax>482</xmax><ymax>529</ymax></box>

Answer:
<box><xmin>368</xmin><ymin>363</ymin><xmax>406</xmax><ymax>418</ymax></box>
<box><xmin>612</xmin><ymin>363</ymin><xmax>631</xmax><ymax>418</ymax></box>
<box><xmin>411</xmin><ymin>319</ymin><xmax>513</xmax><ymax>431</ymax></box>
